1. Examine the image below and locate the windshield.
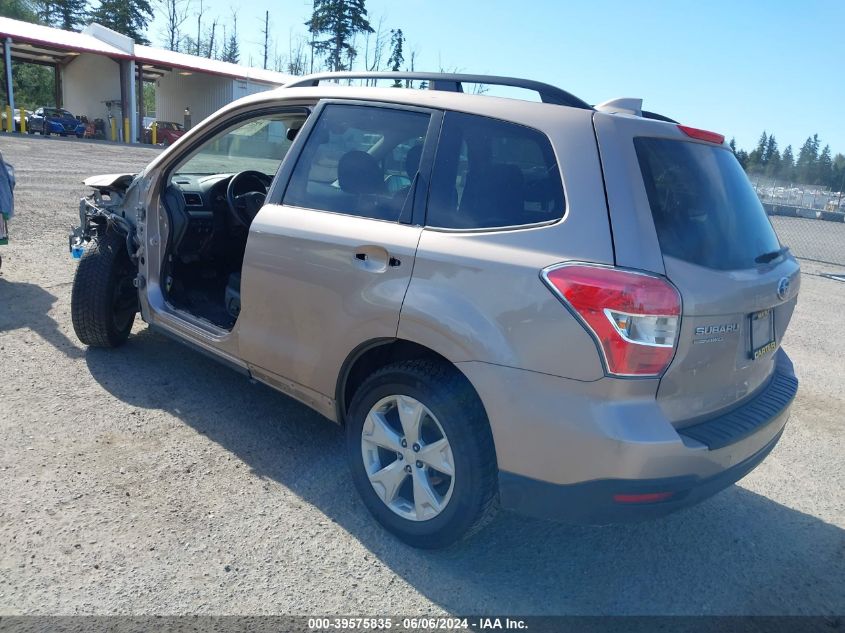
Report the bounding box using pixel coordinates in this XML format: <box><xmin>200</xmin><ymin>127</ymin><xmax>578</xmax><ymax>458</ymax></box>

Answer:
<box><xmin>635</xmin><ymin>137</ymin><xmax>781</xmax><ymax>270</ymax></box>
<box><xmin>173</xmin><ymin>112</ymin><xmax>307</xmax><ymax>177</ymax></box>
<box><xmin>44</xmin><ymin>108</ymin><xmax>73</xmax><ymax>118</ymax></box>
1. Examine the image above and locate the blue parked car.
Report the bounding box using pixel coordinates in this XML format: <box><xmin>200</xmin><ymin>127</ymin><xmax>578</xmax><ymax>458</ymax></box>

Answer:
<box><xmin>28</xmin><ymin>107</ymin><xmax>85</xmax><ymax>138</ymax></box>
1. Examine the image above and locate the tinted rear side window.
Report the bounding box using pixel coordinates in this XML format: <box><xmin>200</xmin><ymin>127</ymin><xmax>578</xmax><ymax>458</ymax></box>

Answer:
<box><xmin>634</xmin><ymin>138</ymin><xmax>781</xmax><ymax>270</ymax></box>
<box><xmin>427</xmin><ymin>112</ymin><xmax>564</xmax><ymax>229</ymax></box>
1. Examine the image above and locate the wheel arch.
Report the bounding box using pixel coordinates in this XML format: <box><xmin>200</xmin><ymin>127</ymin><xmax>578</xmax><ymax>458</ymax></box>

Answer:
<box><xmin>336</xmin><ymin>338</ymin><xmax>484</xmax><ymax>428</ymax></box>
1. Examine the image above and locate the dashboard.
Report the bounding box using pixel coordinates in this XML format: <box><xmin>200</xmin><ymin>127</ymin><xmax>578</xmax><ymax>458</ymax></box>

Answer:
<box><xmin>164</xmin><ymin>172</ymin><xmax>272</xmax><ymax>259</ymax></box>
<box><xmin>171</xmin><ymin>173</ymin><xmax>231</xmax><ymax>215</ymax></box>
<box><xmin>164</xmin><ymin>174</ymin><xmax>232</xmax><ymax>259</ymax></box>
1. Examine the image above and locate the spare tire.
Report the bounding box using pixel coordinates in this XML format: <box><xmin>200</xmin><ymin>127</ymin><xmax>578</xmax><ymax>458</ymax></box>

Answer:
<box><xmin>71</xmin><ymin>229</ymin><xmax>138</xmax><ymax>347</ymax></box>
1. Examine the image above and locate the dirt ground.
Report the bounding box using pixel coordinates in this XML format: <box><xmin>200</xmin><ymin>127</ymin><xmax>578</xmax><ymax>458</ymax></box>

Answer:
<box><xmin>0</xmin><ymin>134</ymin><xmax>843</xmax><ymax>616</ymax></box>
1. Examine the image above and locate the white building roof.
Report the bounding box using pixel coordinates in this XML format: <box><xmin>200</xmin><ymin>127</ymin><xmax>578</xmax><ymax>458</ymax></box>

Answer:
<box><xmin>134</xmin><ymin>45</ymin><xmax>293</xmax><ymax>86</ymax></box>
<box><xmin>0</xmin><ymin>16</ymin><xmax>130</xmax><ymax>58</ymax></box>
<box><xmin>0</xmin><ymin>17</ymin><xmax>293</xmax><ymax>86</ymax></box>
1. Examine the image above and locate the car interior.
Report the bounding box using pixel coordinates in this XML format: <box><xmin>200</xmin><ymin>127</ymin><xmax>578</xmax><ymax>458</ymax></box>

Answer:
<box><xmin>159</xmin><ymin>112</ymin><xmax>305</xmax><ymax>329</ymax></box>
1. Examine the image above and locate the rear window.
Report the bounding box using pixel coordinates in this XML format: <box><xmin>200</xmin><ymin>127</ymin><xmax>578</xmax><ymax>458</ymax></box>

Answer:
<box><xmin>427</xmin><ymin>112</ymin><xmax>564</xmax><ymax>229</ymax></box>
<box><xmin>634</xmin><ymin>137</ymin><xmax>781</xmax><ymax>270</ymax></box>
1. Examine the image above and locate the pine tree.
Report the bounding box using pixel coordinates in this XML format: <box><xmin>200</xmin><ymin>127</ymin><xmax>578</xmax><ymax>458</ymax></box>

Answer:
<box><xmin>387</xmin><ymin>28</ymin><xmax>403</xmax><ymax>86</ymax></box>
<box><xmin>306</xmin><ymin>0</ymin><xmax>373</xmax><ymax>72</ymax></box>
<box><xmin>765</xmin><ymin>135</ymin><xmax>781</xmax><ymax>178</ymax></box>
<box><xmin>834</xmin><ymin>154</ymin><xmax>845</xmax><ymax>191</ymax></box>
<box><xmin>818</xmin><ymin>145</ymin><xmax>833</xmax><ymax>188</ymax></box>
<box><xmin>833</xmin><ymin>154</ymin><xmax>845</xmax><ymax>196</ymax></box>
<box><xmin>52</xmin><ymin>0</ymin><xmax>88</xmax><ymax>30</ymax></box>
<box><xmin>220</xmin><ymin>15</ymin><xmax>240</xmax><ymax>64</ymax></box>
<box><xmin>781</xmin><ymin>145</ymin><xmax>795</xmax><ymax>182</ymax></box>
<box><xmin>796</xmin><ymin>135</ymin><xmax>820</xmax><ymax>184</ymax></box>
<box><xmin>89</xmin><ymin>0</ymin><xmax>153</xmax><ymax>44</ymax></box>
<box><xmin>32</xmin><ymin>0</ymin><xmax>54</xmax><ymax>23</ymax></box>
<box><xmin>0</xmin><ymin>0</ymin><xmax>40</xmax><ymax>22</ymax></box>
<box><xmin>747</xmin><ymin>131</ymin><xmax>768</xmax><ymax>172</ymax></box>
<box><xmin>729</xmin><ymin>138</ymin><xmax>737</xmax><ymax>153</ymax></box>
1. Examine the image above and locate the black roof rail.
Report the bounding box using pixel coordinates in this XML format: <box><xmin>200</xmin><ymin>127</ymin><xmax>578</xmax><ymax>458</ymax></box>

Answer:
<box><xmin>282</xmin><ymin>71</ymin><xmax>593</xmax><ymax>110</ymax></box>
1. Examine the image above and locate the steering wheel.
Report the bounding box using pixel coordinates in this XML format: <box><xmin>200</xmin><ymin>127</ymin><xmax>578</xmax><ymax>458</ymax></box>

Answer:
<box><xmin>226</xmin><ymin>170</ymin><xmax>271</xmax><ymax>227</ymax></box>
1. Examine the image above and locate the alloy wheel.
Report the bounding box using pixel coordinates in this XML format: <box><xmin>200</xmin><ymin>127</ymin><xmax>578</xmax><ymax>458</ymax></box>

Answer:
<box><xmin>360</xmin><ymin>395</ymin><xmax>455</xmax><ymax>521</ymax></box>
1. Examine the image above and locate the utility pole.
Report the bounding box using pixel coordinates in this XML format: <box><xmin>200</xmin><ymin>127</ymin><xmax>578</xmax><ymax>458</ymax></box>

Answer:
<box><xmin>262</xmin><ymin>10</ymin><xmax>270</xmax><ymax>70</ymax></box>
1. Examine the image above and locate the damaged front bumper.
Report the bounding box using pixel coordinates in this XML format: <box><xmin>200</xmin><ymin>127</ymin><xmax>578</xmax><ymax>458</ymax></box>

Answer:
<box><xmin>69</xmin><ymin>173</ymin><xmax>142</xmax><ymax>264</ymax></box>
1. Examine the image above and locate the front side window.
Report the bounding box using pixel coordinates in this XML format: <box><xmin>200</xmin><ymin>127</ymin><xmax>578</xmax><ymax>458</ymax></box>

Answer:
<box><xmin>427</xmin><ymin>112</ymin><xmax>565</xmax><ymax>229</ymax></box>
<box><xmin>283</xmin><ymin>104</ymin><xmax>430</xmax><ymax>222</ymax></box>
<box><xmin>173</xmin><ymin>111</ymin><xmax>307</xmax><ymax>178</ymax></box>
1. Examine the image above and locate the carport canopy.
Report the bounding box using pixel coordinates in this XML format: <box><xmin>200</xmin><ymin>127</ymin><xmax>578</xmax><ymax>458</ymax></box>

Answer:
<box><xmin>0</xmin><ymin>17</ymin><xmax>291</xmax><ymax>142</ymax></box>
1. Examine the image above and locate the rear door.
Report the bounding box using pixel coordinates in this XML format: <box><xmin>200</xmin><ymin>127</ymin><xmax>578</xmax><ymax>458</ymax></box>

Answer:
<box><xmin>238</xmin><ymin>101</ymin><xmax>440</xmax><ymax>402</ymax></box>
<box><xmin>595</xmin><ymin>114</ymin><xmax>800</xmax><ymax>425</ymax></box>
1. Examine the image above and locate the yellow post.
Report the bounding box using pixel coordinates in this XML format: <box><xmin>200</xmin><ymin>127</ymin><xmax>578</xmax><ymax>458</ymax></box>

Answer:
<box><xmin>19</xmin><ymin>108</ymin><xmax>25</xmax><ymax>134</ymax></box>
<box><xmin>151</xmin><ymin>121</ymin><xmax>157</xmax><ymax>145</ymax></box>
<box><xmin>123</xmin><ymin>117</ymin><xmax>130</xmax><ymax>143</ymax></box>
<box><xmin>110</xmin><ymin>118</ymin><xmax>117</xmax><ymax>141</ymax></box>
<box><xmin>4</xmin><ymin>105</ymin><xmax>11</xmax><ymax>133</ymax></box>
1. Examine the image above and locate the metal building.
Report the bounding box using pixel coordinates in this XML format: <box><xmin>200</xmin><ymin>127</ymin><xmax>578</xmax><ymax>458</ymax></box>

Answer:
<box><xmin>0</xmin><ymin>17</ymin><xmax>292</xmax><ymax>143</ymax></box>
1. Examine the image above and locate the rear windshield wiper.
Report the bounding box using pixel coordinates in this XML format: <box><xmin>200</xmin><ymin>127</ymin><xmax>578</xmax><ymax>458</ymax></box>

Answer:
<box><xmin>755</xmin><ymin>246</ymin><xmax>789</xmax><ymax>264</ymax></box>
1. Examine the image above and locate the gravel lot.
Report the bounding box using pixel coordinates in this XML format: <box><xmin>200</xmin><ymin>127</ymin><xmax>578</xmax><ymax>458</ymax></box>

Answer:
<box><xmin>0</xmin><ymin>134</ymin><xmax>843</xmax><ymax>617</ymax></box>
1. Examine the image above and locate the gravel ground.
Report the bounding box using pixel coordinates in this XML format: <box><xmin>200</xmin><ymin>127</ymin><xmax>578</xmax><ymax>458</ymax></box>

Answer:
<box><xmin>0</xmin><ymin>134</ymin><xmax>843</xmax><ymax>616</ymax></box>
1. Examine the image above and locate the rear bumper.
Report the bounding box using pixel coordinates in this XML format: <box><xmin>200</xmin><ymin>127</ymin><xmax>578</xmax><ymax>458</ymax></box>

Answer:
<box><xmin>498</xmin><ymin>426</ymin><xmax>784</xmax><ymax>524</ymax></box>
<box><xmin>457</xmin><ymin>349</ymin><xmax>797</xmax><ymax>524</ymax></box>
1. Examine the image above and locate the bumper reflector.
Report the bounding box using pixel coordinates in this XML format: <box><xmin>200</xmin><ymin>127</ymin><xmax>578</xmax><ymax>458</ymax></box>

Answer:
<box><xmin>613</xmin><ymin>491</ymin><xmax>675</xmax><ymax>504</ymax></box>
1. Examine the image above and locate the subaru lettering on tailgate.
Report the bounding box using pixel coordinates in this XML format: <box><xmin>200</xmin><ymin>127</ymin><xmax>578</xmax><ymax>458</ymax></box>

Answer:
<box><xmin>695</xmin><ymin>323</ymin><xmax>739</xmax><ymax>336</ymax></box>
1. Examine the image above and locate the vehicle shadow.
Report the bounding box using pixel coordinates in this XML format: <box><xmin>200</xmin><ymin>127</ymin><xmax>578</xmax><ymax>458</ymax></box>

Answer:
<box><xmin>0</xmin><ymin>277</ymin><xmax>84</xmax><ymax>358</ymax></box>
<box><xmin>85</xmin><ymin>327</ymin><xmax>844</xmax><ymax>616</ymax></box>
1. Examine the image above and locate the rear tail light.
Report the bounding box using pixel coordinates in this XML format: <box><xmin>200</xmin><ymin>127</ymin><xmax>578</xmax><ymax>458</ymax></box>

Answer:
<box><xmin>542</xmin><ymin>263</ymin><xmax>681</xmax><ymax>377</ymax></box>
<box><xmin>678</xmin><ymin>125</ymin><xmax>725</xmax><ymax>145</ymax></box>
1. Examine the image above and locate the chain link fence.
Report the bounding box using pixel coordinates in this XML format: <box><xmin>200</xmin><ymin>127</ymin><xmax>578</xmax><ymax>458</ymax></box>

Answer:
<box><xmin>751</xmin><ymin>176</ymin><xmax>845</xmax><ymax>266</ymax></box>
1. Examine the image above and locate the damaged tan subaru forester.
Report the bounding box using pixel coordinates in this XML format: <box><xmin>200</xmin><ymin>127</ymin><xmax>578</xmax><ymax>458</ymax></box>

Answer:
<box><xmin>70</xmin><ymin>72</ymin><xmax>800</xmax><ymax>548</ymax></box>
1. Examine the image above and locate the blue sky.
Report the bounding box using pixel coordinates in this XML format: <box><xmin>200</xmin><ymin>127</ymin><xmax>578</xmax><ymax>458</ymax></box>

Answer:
<box><xmin>150</xmin><ymin>0</ymin><xmax>844</xmax><ymax>155</ymax></box>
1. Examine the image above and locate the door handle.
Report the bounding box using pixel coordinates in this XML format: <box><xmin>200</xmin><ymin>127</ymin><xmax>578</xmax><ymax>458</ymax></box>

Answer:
<box><xmin>355</xmin><ymin>253</ymin><xmax>399</xmax><ymax>267</ymax></box>
<box><xmin>352</xmin><ymin>247</ymin><xmax>398</xmax><ymax>273</ymax></box>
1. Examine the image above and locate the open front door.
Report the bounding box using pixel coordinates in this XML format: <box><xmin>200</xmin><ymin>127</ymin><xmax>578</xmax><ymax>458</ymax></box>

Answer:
<box><xmin>237</xmin><ymin>101</ymin><xmax>441</xmax><ymax>413</ymax></box>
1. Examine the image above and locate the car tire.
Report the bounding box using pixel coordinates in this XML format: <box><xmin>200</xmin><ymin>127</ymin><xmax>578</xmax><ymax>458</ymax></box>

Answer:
<box><xmin>71</xmin><ymin>229</ymin><xmax>138</xmax><ymax>348</ymax></box>
<box><xmin>346</xmin><ymin>359</ymin><xmax>498</xmax><ymax>549</ymax></box>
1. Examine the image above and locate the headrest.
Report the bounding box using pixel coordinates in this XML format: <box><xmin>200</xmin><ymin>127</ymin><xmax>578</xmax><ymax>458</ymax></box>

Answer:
<box><xmin>338</xmin><ymin>150</ymin><xmax>384</xmax><ymax>195</ymax></box>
